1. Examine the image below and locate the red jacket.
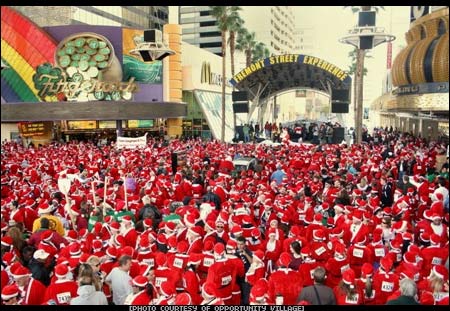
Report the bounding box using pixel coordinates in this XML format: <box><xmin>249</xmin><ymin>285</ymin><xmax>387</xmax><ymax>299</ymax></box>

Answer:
<box><xmin>43</xmin><ymin>279</ymin><xmax>78</xmax><ymax>305</ymax></box>
<box><xmin>267</xmin><ymin>268</ymin><xmax>303</xmax><ymax>305</ymax></box>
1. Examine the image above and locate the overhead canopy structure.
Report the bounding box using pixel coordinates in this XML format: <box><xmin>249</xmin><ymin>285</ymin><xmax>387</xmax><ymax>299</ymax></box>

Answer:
<box><xmin>230</xmin><ymin>54</ymin><xmax>352</xmax><ymax>102</ymax></box>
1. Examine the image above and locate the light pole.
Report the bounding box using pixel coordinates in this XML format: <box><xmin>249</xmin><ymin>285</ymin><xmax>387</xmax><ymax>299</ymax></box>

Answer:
<box><xmin>339</xmin><ymin>7</ymin><xmax>395</xmax><ymax>144</ymax></box>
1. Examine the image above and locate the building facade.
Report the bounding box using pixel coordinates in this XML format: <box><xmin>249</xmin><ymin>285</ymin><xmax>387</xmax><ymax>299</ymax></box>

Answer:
<box><xmin>371</xmin><ymin>6</ymin><xmax>449</xmax><ymax>141</ymax></box>
<box><xmin>179</xmin><ymin>6</ymin><xmax>222</xmax><ymax>56</ymax></box>
<box><xmin>11</xmin><ymin>6</ymin><xmax>168</xmax><ymax>29</ymax></box>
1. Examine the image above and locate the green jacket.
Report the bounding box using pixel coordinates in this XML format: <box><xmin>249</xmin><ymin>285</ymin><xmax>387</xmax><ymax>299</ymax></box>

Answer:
<box><xmin>386</xmin><ymin>295</ymin><xmax>420</xmax><ymax>305</ymax></box>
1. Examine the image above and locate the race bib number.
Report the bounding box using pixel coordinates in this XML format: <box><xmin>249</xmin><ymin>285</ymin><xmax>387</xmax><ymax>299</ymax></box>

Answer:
<box><xmin>315</xmin><ymin>246</ymin><xmax>326</xmax><ymax>256</ymax></box>
<box><xmin>143</xmin><ymin>258</ymin><xmax>154</xmax><ymax>267</ymax></box>
<box><xmin>431</xmin><ymin>257</ymin><xmax>442</xmax><ymax>265</ymax></box>
<box><xmin>203</xmin><ymin>257</ymin><xmax>214</xmax><ymax>267</ymax></box>
<box><xmin>155</xmin><ymin>277</ymin><xmax>167</xmax><ymax>287</ymax></box>
<box><xmin>56</xmin><ymin>292</ymin><xmax>71</xmax><ymax>304</ymax></box>
<box><xmin>374</xmin><ymin>248</ymin><xmax>385</xmax><ymax>257</ymax></box>
<box><xmin>221</xmin><ymin>275</ymin><xmax>232</xmax><ymax>286</ymax></box>
<box><xmin>173</xmin><ymin>258</ymin><xmax>184</xmax><ymax>269</ymax></box>
<box><xmin>340</xmin><ymin>264</ymin><xmax>350</xmax><ymax>274</ymax></box>
<box><xmin>396</xmin><ymin>253</ymin><xmax>402</xmax><ymax>262</ymax></box>
<box><xmin>353</xmin><ymin>248</ymin><xmax>364</xmax><ymax>258</ymax></box>
<box><xmin>345</xmin><ymin>293</ymin><xmax>359</xmax><ymax>304</ymax></box>
<box><xmin>381</xmin><ymin>281</ymin><xmax>394</xmax><ymax>292</ymax></box>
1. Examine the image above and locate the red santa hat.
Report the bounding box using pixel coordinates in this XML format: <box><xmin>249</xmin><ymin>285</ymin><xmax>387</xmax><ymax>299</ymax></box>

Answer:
<box><xmin>11</xmin><ymin>265</ymin><xmax>31</xmax><ymax>279</ymax></box>
<box><xmin>2</xmin><ymin>252</ymin><xmax>16</xmax><ymax>266</ymax></box>
<box><xmin>342</xmin><ymin>268</ymin><xmax>356</xmax><ymax>288</ymax></box>
<box><xmin>380</xmin><ymin>257</ymin><xmax>393</xmax><ymax>272</ymax></box>
<box><xmin>175</xmin><ymin>292</ymin><xmax>192</xmax><ymax>305</ymax></box>
<box><xmin>214</xmin><ymin>242</ymin><xmax>225</xmax><ymax>256</ymax></box>
<box><xmin>361</xmin><ymin>263</ymin><xmax>373</xmax><ymax>279</ymax></box>
<box><xmin>92</xmin><ymin>239</ymin><xmax>103</xmax><ymax>251</ymax></box>
<box><xmin>250</xmin><ymin>284</ymin><xmax>266</xmax><ymax>302</ymax></box>
<box><xmin>403</xmin><ymin>251</ymin><xmax>416</xmax><ymax>265</ymax></box>
<box><xmin>187</xmin><ymin>253</ymin><xmax>202</xmax><ymax>266</ymax></box>
<box><xmin>1</xmin><ymin>284</ymin><xmax>20</xmax><ymax>301</ymax></box>
<box><xmin>69</xmin><ymin>243</ymin><xmax>82</xmax><ymax>257</ymax></box>
<box><xmin>352</xmin><ymin>210</ymin><xmax>363</xmax><ymax>221</ymax></box>
<box><xmin>313</xmin><ymin>213</ymin><xmax>323</xmax><ymax>224</ymax></box>
<box><xmin>110</xmin><ymin>221</ymin><xmax>120</xmax><ymax>231</ymax></box>
<box><xmin>188</xmin><ymin>226</ymin><xmax>203</xmax><ymax>237</ymax></box>
<box><xmin>313</xmin><ymin>229</ymin><xmax>325</xmax><ymax>241</ymax></box>
<box><xmin>38</xmin><ymin>202</ymin><xmax>52</xmax><ymax>214</ymax></box>
<box><xmin>226</xmin><ymin>239</ymin><xmax>237</xmax><ymax>251</ymax></box>
<box><xmin>160</xmin><ymin>281</ymin><xmax>176</xmax><ymax>297</ymax></box>
<box><xmin>165</xmin><ymin>221</ymin><xmax>176</xmax><ymax>232</ymax></box>
<box><xmin>277</xmin><ymin>252</ymin><xmax>292</xmax><ymax>267</ymax></box>
<box><xmin>143</xmin><ymin>218</ymin><xmax>153</xmax><ymax>229</ymax></box>
<box><xmin>432</xmin><ymin>265</ymin><xmax>448</xmax><ymax>282</ymax></box>
<box><xmin>55</xmin><ymin>264</ymin><xmax>69</xmax><ymax>279</ymax></box>
<box><xmin>203</xmin><ymin>240</ymin><xmax>214</xmax><ymax>252</ymax></box>
<box><xmin>121</xmin><ymin>215</ymin><xmax>132</xmax><ymax>223</ymax></box>
<box><xmin>132</xmin><ymin>275</ymin><xmax>149</xmax><ymax>288</ymax></box>
<box><xmin>177</xmin><ymin>241</ymin><xmax>189</xmax><ymax>254</ymax></box>
<box><xmin>1</xmin><ymin>236</ymin><xmax>13</xmax><ymax>248</ymax></box>
<box><xmin>231</xmin><ymin>225</ymin><xmax>243</xmax><ymax>236</ymax></box>
<box><xmin>253</xmin><ymin>250</ymin><xmax>265</xmax><ymax>262</ymax></box>
<box><xmin>334</xmin><ymin>243</ymin><xmax>346</xmax><ymax>256</ymax></box>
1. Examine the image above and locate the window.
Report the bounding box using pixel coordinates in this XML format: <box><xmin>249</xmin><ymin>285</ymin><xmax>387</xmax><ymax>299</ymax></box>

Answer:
<box><xmin>200</xmin><ymin>31</ymin><xmax>221</xmax><ymax>38</ymax></box>
<box><xmin>200</xmin><ymin>21</ymin><xmax>216</xmax><ymax>27</ymax></box>
<box><xmin>200</xmin><ymin>10</ymin><xmax>211</xmax><ymax>16</ymax></box>
<box><xmin>200</xmin><ymin>42</ymin><xmax>222</xmax><ymax>48</ymax></box>
<box><xmin>438</xmin><ymin>19</ymin><xmax>446</xmax><ymax>35</ymax></box>
<box><xmin>420</xmin><ymin>25</ymin><xmax>426</xmax><ymax>39</ymax></box>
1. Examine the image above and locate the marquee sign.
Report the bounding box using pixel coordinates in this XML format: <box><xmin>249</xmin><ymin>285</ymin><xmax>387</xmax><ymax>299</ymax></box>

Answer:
<box><xmin>33</xmin><ymin>32</ymin><xmax>139</xmax><ymax>101</ymax></box>
<box><xmin>230</xmin><ymin>54</ymin><xmax>350</xmax><ymax>85</ymax></box>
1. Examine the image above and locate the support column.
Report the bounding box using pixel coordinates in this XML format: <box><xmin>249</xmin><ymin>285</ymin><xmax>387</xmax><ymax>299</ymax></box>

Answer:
<box><xmin>163</xmin><ymin>24</ymin><xmax>182</xmax><ymax>138</ymax></box>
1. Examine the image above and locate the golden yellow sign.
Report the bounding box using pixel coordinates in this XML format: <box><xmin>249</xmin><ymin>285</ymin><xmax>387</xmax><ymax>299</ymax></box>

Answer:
<box><xmin>230</xmin><ymin>54</ymin><xmax>350</xmax><ymax>85</ymax></box>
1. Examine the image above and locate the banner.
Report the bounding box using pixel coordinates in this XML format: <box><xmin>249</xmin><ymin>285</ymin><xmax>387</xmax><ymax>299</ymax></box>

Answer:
<box><xmin>116</xmin><ymin>132</ymin><xmax>148</xmax><ymax>149</ymax></box>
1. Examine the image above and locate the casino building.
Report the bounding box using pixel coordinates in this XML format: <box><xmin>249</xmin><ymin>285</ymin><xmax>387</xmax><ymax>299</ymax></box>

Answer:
<box><xmin>371</xmin><ymin>6</ymin><xmax>449</xmax><ymax>141</ymax></box>
<box><xmin>1</xmin><ymin>6</ymin><xmax>186</xmax><ymax>144</ymax></box>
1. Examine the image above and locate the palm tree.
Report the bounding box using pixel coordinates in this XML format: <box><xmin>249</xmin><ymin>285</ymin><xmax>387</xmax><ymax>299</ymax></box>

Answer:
<box><xmin>252</xmin><ymin>42</ymin><xmax>271</xmax><ymax>63</ymax></box>
<box><xmin>210</xmin><ymin>6</ymin><xmax>241</xmax><ymax>142</ymax></box>
<box><xmin>228</xmin><ymin>12</ymin><xmax>244</xmax><ymax>131</ymax></box>
<box><xmin>344</xmin><ymin>6</ymin><xmax>384</xmax><ymax>144</ymax></box>
<box><xmin>236</xmin><ymin>28</ymin><xmax>258</xmax><ymax>67</ymax></box>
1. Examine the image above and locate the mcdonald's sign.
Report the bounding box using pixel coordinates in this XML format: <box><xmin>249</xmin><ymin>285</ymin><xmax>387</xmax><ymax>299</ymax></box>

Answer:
<box><xmin>201</xmin><ymin>61</ymin><xmax>211</xmax><ymax>84</ymax></box>
<box><xmin>201</xmin><ymin>61</ymin><xmax>224</xmax><ymax>86</ymax></box>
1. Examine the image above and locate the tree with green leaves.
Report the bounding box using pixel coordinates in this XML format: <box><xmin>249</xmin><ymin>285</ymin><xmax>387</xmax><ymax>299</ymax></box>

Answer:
<box><xmin>227</xmin><ymin>11</ymin><xmax>244</xmax><ymax>130</ymax></box>
<box><xmin>210</xmin><ymin>6</ymin><xmax>242</xmax><ymax>142</ymax></box>
<box><xmin>236</xmin><ymin>28</ymin><xmax>258</xmax><ymax>68</ymax></box>
<box><xmin>252</xmin><ymin>42</ymin><xmax>271</xmax><ymax>63</ymax></box>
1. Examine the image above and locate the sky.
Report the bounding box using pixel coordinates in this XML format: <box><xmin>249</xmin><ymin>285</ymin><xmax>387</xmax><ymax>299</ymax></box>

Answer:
<box><xmin>293</xmin><ymin>6</ymin><xmax>411</xmax><ymax>105</ymax></box>
<box><xmin>169</xmin><ymin>6</ymin><xmax>412</xmax><ymax>105</ymax></box>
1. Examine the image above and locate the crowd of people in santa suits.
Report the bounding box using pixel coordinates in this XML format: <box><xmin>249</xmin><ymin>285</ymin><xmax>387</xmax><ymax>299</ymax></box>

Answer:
<box><xmin>0</xmin><ymin>128</ymin><xmax>449</xmax><ymax>305</ymax></box>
